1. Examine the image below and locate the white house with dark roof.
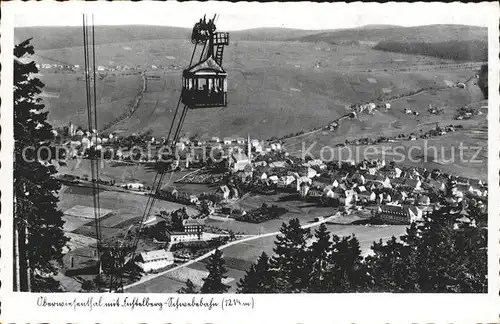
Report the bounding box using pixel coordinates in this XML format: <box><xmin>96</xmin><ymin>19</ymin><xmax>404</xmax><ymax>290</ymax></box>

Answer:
<box><xmin>351</xmin><ymin>173</ymin><xmax>366</xmax><ymax>184</ymax></box>
<box><xmin>278</xmin><ymin>175</ymin><xmax>296</xmax><ymax>188</ymax></box>
<box><xmin>307</xmin><ymin>187</ymin><xmax>324</xmax><ymax>200</ymax></box>
<box><xmin>428</xmin><ymin>180</ymin><xmax>446</xmax><ymax>192</ymax></box>
<box><xmin>270</xmin><ymin>143</ymin><xmax>282</xmax><ymax>151</ymax></box>
<box><xmin>230</xmin><ymin>151</ymin><xmax>250</xmax><ymax>172</ymax></box>
<box><xmin>333</xmin><ymin>189</ymin><xmax>356</xmax><ymax>206</ymax></box>
<box><xmin>182</xmin><ymin>218</ymin><xmax>205</xmax><ymax>239</ymax></box>
<box><xmin>377</xmin><ymin>205</ymin><xmax>422</xmax><ymax>224</ymax></box>
<box><xmin>358</xmin><ymin>190</ymin><xmax>376</xmax><ymax>202</ymax></box>
<box><xmin>223</xmin><ymin>137</ymin><xmax>235</xmax><ymax>145</ymax></box>
<box><xmin>268</xmin><ymin>175</ymin><xmax>279</xmax><ymax>183</ymax></box>
<box><xmin>303</xmin><ymin>159</ymin><xmax>327</xmax><ymax>170</ymax></box>
<box><xmin>323</xmin><ymin>185</ymin><xmax>335</xmax><ymax>199</ymax></box>
<box><xmin>456</xmin><ymin>177</ymin><xmax>470</xmax><ymax>185</ymax></box>
<box><xmin>296</xmin><ymin>176</ymin><xmax>312</xmax><ymax>192</ymax></box>
<box><xmin>405</xmin><ymin>179</ymin><xmax>421</xmax><ymax>190</ymax></box>
<box><xmin>417</xmin><ymin>195</ymin><xmax>431</xmax><ymax>206</ymax></box>
<box><xmin>136</xmin><ymin>250</ymin><xmax>174</xmax><ymax>272</ymax></box>
<box><xmin>216</xmin><ymin>185</ymin><xmax>231</xmax><ymax>200</ymax></box>
<box><xmin>469</xmin><ymin>179</ymin><xmax>483</xmax><ymax>187</ymax></box>
<box><xmin>356</xmin><ymin>185</ymin><xmax>367</xmax><ymax>193</ymax></box>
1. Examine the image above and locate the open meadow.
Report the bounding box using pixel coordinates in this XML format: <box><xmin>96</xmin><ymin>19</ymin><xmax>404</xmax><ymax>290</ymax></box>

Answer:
<box><xmin>38</xmin><ymin>71</ymin><xmax>142</xmax><ymax>129</ymax></box>
<box><xmin>58</xmin><ymin>184</ymin><xmax>198</xmax><ymax>239</ymax></box>
<box><xmin>32</xmin><ymin>37</ymin><xmax>485</xmax><ymax>141</ymax></box>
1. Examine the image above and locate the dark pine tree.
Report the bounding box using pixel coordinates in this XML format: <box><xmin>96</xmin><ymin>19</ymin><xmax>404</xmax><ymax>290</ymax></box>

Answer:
<box><xmin>365</xmin><ymin>206</ymin><xmax>487</xmax><ymax>293</ymax></box>
<box><xmin>478</xmin><ymin>64</ymin><xmax>488</xmax><ymax>99</ymax></box>
<box><xmin>14</xmin><ymin>39</ymin><xmax>69</xmax><ymax>292</ymax></box>
<box><xmin>269</xmin><ymin>218</ymin><xmax>312</xmax><ymax>293</ymax></box>
<box><xmin>201</xmin><ymin>249</ymin><xmax>230</xmax><ymax>293</ymax></box>
<box><xmin>171</xmin><ymin>208</ymin><xmax>187</xmax><ymax>231</ymax></box>
<box><xmin>237</xmin><ymin>252</ymin><xmax>274</xmax><ymax>293</ymax></box>
<box><xmin>365</xmin><ymin>235</ymin><xmax>418</xmax><ymax>292</ymax></box>
<box><xmin>414</xmin><ymin>206</ymin><xmax>486</xmax><ymax>292</ymax></box>
<box><xmin>178</xmin><ymin>279</ymin><xmax>198</xmax><ymax>294</ymax></box>
<box><xmin>308</xmin><ymin>223</ymin><xmax>333</xmax><ymax>293</ymax></box>
<box><xmin>325</xmin><ymin>235</ymin><xmax>369</xmax><ymax>292</ymax></box>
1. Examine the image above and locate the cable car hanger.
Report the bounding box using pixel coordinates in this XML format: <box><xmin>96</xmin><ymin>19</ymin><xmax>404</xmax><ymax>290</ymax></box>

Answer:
<box><xmin>124</xmin><ymin>16</ymin><xmax>231</xmax><ymax>288</ymax></box>
<box><xmin>182</xmin><ymin>14</ymin><xmax>229</xmax><ymax>109</ymax></box>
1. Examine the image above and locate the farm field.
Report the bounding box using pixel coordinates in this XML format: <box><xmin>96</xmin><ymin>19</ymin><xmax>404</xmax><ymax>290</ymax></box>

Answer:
<box><xmin>58</xmin><ymin>185</ymin><xmax>199</xmax><ymax>240</ymax></box>
<box><xmin>32</xmin><ymin>38</ymin><xmax>485</xmax><ymax>140</ymax></box>
<box><xmin>57</xmin><ymin>159</ymin><xmax>202</xmax><ymax>190</ymax></box>
<box><xmin>282</xmin><ymin>75</ymin><xmax>487</xmax><ymax>180</ymax></box>
<box><xmin>39</xmin><ymin>72</ymin><xmax>142</xmax><ymax>130</ymax></box>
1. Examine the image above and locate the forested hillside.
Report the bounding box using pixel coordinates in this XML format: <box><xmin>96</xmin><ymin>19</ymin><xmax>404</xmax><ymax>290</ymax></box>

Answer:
<box><xmin>373</xmin><ymin>39</ymin><xmax>487</xmax><ymax>62</ymax></box>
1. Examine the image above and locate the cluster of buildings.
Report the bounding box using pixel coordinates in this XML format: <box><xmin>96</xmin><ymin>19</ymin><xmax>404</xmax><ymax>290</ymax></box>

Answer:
<box><xmin>61</xmin><ymin>127</ymin><xmax>112</xmax><ymax>158</ymax></box>
<box><xmin>222</xmin><ymin>155</ymin><xmax>487</xmax><ymax>225</ymax></box>
<box><xmin>173</xmin><ymin>134</ymin><xmax>283</xmax><ymax>172</ymax></box>
<box><xmin>36</xmin><ymin>62</ymin><xmax>148</xmax><ymax>73</ymax></box>
<box><xmin>136</xmin><ymin>213</ymin><xmax>207</xmax><ymax>272</ymax></box>
<box><xmin>36</xmin><ymin>63</ymin><xmax>77</xmax><ymax>71</ymax></box>
<box><xmin>350</xmin><ymin>102</ymin><xmax>391</xmax><ymax>114</ymax></box>
<box><xmin>455</xmin><ymin>106</ymin><xmax>483</xmax><ymax>120</ymax></box>
<box><xmin>142</xmin><ymin>214</ymin><xmax>207</xmax><ymax>244</ymax></box>
<box><xmin>157</xmin><ymin>187</ymin><xmax>200</xmax><ymax>205</ymax></box>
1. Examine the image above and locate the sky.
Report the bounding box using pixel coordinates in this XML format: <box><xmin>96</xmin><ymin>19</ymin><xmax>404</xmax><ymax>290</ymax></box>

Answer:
<box><xmin>11</xmin><ymin>1</ymin><xmax>497</xmax><ymax>31</ymax></box>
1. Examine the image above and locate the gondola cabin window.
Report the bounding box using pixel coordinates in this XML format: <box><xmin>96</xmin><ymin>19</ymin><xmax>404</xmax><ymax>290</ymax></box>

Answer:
<box><xmin>181</xmin><ymin>56</ymin><xmax>227</xmax><ymax>108</ymax></box>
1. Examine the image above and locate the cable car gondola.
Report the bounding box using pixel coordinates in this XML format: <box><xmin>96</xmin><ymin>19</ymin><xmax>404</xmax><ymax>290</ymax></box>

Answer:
<box><xmin>182</xmin><ymin>56</ymin><xmax>227</xmax><ymax>108</ymax></box>
<box><xmin>181</xmin><ymin>15</ymin><xmax>229</xmax><ymax>109</ymax></box>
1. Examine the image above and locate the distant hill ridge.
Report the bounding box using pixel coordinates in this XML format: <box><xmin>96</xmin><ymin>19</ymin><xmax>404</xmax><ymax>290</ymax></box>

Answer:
<box><xmin>292</xmin><ymin>24</ymin><xmax>487</xmax><ymax>44</ymax></box>
<box><xmin>15</xmin><ymin>24</ymin><xmax>487</xmax><ymax>50</ymax></box>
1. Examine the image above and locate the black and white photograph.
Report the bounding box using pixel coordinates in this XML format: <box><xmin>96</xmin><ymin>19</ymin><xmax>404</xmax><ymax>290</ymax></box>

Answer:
<box><xmin>1</xmin><ymin>1</ymin><xmax>499</xmax><ymax>322</ymax></box>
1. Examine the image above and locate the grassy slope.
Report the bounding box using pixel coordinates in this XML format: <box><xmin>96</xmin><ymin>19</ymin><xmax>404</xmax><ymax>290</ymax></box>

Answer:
<box><xmin>293</xmin><ymin>24</ymin><xmax>487</xmax><ymax>44</ymax></box>
<box><xmin>36</xmin><ymin>39</ymin><xmax>461</xmax><ymax>139</ymax></box>
<box><xmin>22</xmin><ymin>24</ymin><xmax>487</xmax><ymax>178</ymax></box>
<box><xmin>15</xmin><ymin>25</ymin><xmax>191</xmax><ymax>50</ymax></box>
<box><xmin>39</xmin><ymin>72</ymin><xmax>142</xmax><ymax>129</ymax></box>
<box><xmin>16</xmin><ymin>24</ymin><xmax>487</xmax><ymax>50</ymax></box>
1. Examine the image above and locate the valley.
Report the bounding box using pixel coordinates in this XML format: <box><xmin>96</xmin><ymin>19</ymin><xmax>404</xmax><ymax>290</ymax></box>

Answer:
<box><xmin>14</xmin><ymin>23</ymin><xmax>489</xmax><ymax>293</ymax></box>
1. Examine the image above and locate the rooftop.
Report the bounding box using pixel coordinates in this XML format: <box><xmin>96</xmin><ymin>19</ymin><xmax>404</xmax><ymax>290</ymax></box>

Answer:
<box><xmin>140</xmin><ymin>250</ymin><xmax>173</xmax><ymax>262</ymax></box>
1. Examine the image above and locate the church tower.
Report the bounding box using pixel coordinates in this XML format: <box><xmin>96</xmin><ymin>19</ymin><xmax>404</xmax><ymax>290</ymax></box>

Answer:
<box><xmin>247</xmin><ymin>133</ymin><xmax>252</xmax><ymax>163</ymax></box>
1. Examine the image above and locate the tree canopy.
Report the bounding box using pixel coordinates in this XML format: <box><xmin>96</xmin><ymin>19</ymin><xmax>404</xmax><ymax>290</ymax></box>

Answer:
<box><xmin>14</xmin><ymin>39</ymin><xmax>68</xmax><ymax>291</ymax></box>
<box><xmin>236</xmin><ymin>204</ymin><xmax>487</xmax><ymax>294</ymax></box>
<box><xmin>201</xmin><ymin>249</ymin><xmax>230</xmax><ymax>293</ymax></box>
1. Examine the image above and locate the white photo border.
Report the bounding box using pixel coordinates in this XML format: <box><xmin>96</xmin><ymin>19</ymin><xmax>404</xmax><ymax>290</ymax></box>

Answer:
<box><xmin>1</xmin><ymin>1</ymin><xmax>499</xmax><ymax>323</ymax></box>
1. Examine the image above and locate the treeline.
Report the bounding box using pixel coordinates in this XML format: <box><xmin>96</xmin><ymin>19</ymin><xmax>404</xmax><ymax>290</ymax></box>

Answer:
<box><xmin>180</xmin><ymin>202</ymin><xmax>487</xmax><ymax>294</ymax></box>
<box><xmin>14</xmin><ymin>26</ymin><xmax>190</xmax><ymax>51</ymax></box>
<box><xmin>373</xmin><ymin>39</ymin><xmax>487</xmax><ymax>62</ymax></box>
<box><xmin>478</xmin><ymin>64</ymin><xmax>488</xmax><ymax>99</ymax></box>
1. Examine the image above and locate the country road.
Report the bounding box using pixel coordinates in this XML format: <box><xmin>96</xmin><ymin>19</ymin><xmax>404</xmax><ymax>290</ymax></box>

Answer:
<box><xmin>123</xmin><ymin>212</ymin><xmax>341</xmax><ymax>291</ymax></box>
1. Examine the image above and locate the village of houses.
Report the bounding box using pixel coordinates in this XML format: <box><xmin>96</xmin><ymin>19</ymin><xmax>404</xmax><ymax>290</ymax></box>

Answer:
<box><xmin>55</xmin><ymin>123</ymin><xmax>488</xmax><ymax>278</ymax></box>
